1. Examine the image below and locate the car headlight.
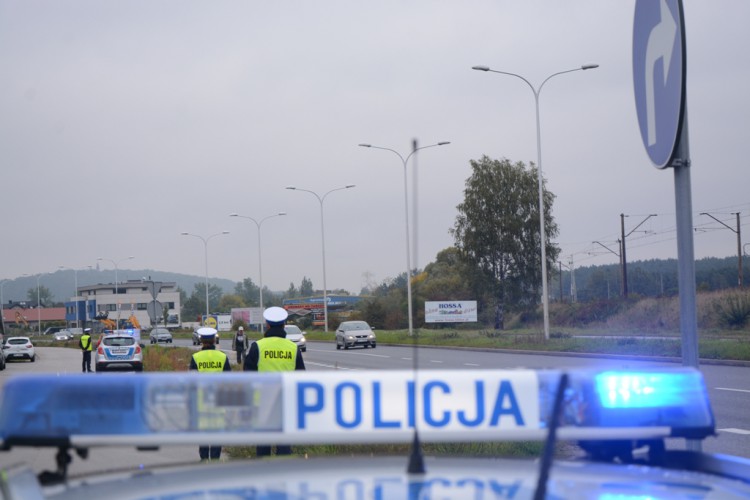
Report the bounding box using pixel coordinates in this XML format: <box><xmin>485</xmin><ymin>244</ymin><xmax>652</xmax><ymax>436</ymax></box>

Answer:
<box><xmin>346</xmin><ymin>335</ymin><xmax>354</xmax><ymax>340</ymax></box>
<box><xmin>368</xmin><ymin>334</ymin><xmax>375</xmax><ymax>339</ymax></box>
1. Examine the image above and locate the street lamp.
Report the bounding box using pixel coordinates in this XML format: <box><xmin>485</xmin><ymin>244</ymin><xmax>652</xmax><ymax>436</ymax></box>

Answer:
<box><xmin>35</xmin><ymin>272</ymin><xmax>52</xmax><ymax>336</ymax></box>
<box><xmin>359</xmin><ymin>142</ymin><xmax>450</xmax><ymax>336</ymax></box>
<box><xmin>472</xmin><ymin>63</ymin><xmax>598</xmax><ymax>340</ymax></box>
<box><xmin>229</xmin><ymin>213</ymin><xmax>286</xmax><ymax>316</ymax></box>
<box><xmin>97</xmin><ymin>256</ymin><xmax>135</xmax><ymax>329</ymax></box>
<box><xmin>0</xmin><ymin>279</ymin><xmax>8</xmax><ymax>334</ymax></box>
<box><xmin>286</xmin><ymin>185</ymin><xmax>356</xmax><ymax>332</ymax></box>
<box><xmin>59</xmin><ymin>266</ymin><xmax>82</xmax><ymax>328</ymax></box>
<box><xmin>181</xmin><ymin>231</ymin><xmax>229</xmax><ymax>323</ymax></box>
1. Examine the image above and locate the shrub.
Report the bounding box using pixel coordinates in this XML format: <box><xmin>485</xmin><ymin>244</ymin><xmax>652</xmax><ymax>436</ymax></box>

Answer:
<box><xmin>712</xmin><ymin>291</ymin><xmax>750</xmax><ymax>329</ymax></box>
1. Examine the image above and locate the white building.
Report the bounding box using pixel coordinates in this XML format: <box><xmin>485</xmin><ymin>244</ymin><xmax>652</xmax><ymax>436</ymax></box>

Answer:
<box><xmin>78</xmin><ymin>280</ymin><xmax>181</xmax><ymax>330</ymax></box>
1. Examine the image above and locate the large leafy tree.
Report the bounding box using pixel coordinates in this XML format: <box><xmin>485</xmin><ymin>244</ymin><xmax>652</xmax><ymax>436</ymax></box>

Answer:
<box><xmin>27</xmin><ymin>285</ymin><xmax>53</xmax><ymax>306</ymax></box>
<box><xmin>182</xmin><ymin>283</ymin><xmax>224</xmax><ymax>321</ymax></box>
<box><xmin>452</xmin><ymin>156</ymin><xmax>560</xmax><ymax>329</ymax></box>
<box><xmin>299</xmin><ymin>276</ymin><xmax>314</xmax><ymax>297</ymax></box>
<box><xmin>235</xmin><ymin>278</ymin><xmax>261</xmax><ymax>306</ymax></box>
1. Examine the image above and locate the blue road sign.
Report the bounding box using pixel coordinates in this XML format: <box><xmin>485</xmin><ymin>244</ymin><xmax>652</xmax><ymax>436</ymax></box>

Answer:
<box><xmin>633</xmin><ymin>0</ymin><xmax>685</xmax><ymax>169</ymax></box>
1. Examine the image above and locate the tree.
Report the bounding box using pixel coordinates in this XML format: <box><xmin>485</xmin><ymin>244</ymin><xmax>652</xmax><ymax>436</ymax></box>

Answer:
<box><xmin>182</xmin><ymin>283</ymin><xmax>224</xmax><ymax>320</ymax></box>
<box><xmin>285</xmin><ymin>282</ymin><xmax>298</xmax><ymax>299</ymax></box>
<box><xmin>27</xmin><ymin>286</ymin><xmax>53</xmax><ymax>306</ymax></box>
<box><xmin>219</xmin><ymin>294</ymin><xmax>246</xmax><ymax>311</ymax></box>
<box><xmin>300</xmin><ymin>276</ymin><xmax>314</xmax><ymax>297</ymax></box>
<box><xmin>452</xmin><ymin>156</ymin><xmax>560</xmax><ymax>329</ymax></box>
<box><xmin>235</xmin><ymin>278</ymin><xmax>261</xmax><ymax>306</ymax></box>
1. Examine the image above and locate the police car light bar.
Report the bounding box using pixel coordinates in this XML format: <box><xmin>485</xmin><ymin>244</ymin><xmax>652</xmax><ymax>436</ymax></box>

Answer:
<box><xmin>0</xmin><ymin>368</ymin><xmax>714</xmax><ymax>449</ymax></box>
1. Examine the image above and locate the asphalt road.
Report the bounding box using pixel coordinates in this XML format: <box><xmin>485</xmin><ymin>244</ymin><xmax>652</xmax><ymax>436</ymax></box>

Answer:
<box><xmin>1</xmin><ymin>341</ymin><xmax>748</xmax><ymax>481</ymax></box>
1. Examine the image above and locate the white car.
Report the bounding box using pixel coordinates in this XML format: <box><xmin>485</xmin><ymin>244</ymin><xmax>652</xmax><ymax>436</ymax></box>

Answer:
<box><xmin>335</xmin><ymin>320</ymin><xmax>376</xmax><ymax>350</ymax></box>
<box><xmin>284</xmin><ymin>324</ymin><xmax>307</xmax><ymax>352</ymax></box>
<box><xmin>3</xmin><ymin>336</ymin><xmax>36</xmax><ymax>362</ymax></box>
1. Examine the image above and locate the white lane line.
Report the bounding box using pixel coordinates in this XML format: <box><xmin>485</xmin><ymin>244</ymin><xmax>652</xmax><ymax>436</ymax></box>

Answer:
<box><xmin>306</xmin><ymin>361</ymin><xmax>359</xmax><ymax>370</ymax></box>
<box><xmin>716</xmin><ymin>387</ymin><xmax>750</xmax><ymax>393</ymax></box>
<box><xmin>464</xmin><ymin>363</ymin><xmax>480</xmax><ymax>367</ymax></box>
<box><xmin>401</xmin><ymin>358</ymin><xmax>412</xmax><ymax>361</ymax></box>
<box><xmin>719</xmin><ymin>428</ymin><xmax>750</xmax><ymax>435</ymax></box>
<box><xmin>430</xmin><ymin>360</ymin><xmax>443</xmax><ymax>364</ymax></box>
<box><xmin>342</xmin><ymin>352</ymin><xmax>389</xmax><ymax>358</ymax></box>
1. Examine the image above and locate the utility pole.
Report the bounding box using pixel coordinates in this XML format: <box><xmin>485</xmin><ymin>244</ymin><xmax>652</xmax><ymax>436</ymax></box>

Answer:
<box><xmin>620</xmin><ymin>214</ymin><xmax>657</xmax><ymax>297</ymax></box>
<box><xmin>700</xmin><ymin>212</ymin><xmax>743</xmax><ymax>287</ymax></box>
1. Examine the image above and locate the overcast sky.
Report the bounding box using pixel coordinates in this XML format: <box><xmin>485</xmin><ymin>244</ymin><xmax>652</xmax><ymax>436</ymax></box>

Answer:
<box><xmin>2</xmin><ymin>1</ymin><xmax>748</xmax><ymax>295</ymax></box>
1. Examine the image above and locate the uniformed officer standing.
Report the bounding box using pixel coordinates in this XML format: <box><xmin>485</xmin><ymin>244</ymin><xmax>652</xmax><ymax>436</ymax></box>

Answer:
<box><xmin>244</xmin><ymin>306</ymin><xmax>305</xmax><ymax>456</ymax></box>
<box><xmin>79</xmin><ymin>328</ymin><xmax>93</xmax><ymax>373</ymax></box>
<box><xmin>189</xmin><ymin>327</ymin><xmax>232</xmax><ymax>461</ymax></box>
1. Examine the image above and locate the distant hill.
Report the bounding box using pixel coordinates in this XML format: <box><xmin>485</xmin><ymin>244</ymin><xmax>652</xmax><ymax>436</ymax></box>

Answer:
<box><xmin>1</xmin><ymin>269</ymin><xmax>237</xmax><ymax>306</ymax></box>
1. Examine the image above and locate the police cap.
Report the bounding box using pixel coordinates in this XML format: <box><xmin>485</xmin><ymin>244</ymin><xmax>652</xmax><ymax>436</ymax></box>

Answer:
<box><xmin>263</xmin><ymin>306</ymin><xmax>288</xmax><ymax>325</ymax></box>
<box><xmin>197</xmin><ymin>327</ymin><xmax>218</xmax><ymax>340</ymax></box>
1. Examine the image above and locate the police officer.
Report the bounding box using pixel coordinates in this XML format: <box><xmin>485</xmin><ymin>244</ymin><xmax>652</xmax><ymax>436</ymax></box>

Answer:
<box><xmin>189</xmin><ymin>327</ymin><xmax>231</xmax><ymax>461</ymax></box>
<box><xmin>232</xmin><ymin>326</ymin><xmax>247</xmax><ymax>364</ymax></box>
<box><xmin>79</xmin><ymin>328</ymin><xmax>93</xmax><ymax>373</ymax></box>
<box><xmin>244</xmin><ymin>306</ymin><xmax>305</xmax><ymax>456</ymax></box>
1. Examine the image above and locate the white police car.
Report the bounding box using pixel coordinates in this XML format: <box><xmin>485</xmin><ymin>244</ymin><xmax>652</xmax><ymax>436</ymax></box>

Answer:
<box><xmin>1</xmin><ymin>368</ymin><xmax>750</xmax><ymax>498</ymax></box>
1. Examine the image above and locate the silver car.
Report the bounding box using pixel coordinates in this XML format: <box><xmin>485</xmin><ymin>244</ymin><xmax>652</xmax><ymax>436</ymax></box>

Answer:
<box><xmin>335</xmin><ymin>320</ymin><xmax>376</xmax><ymax>350</ymax></box>
<box><xmin>284</xmin><ymin>324</ymin><xmax>307</xmax><ymax>352</ymax></box>
<box><xmin>95</xmin><ymin>334</ymin><xmax>143</xmax><ymax>372</ymax></box>
<box><xmin>54</xmin><ymin>330</ymin><xmax>73</xmax><ymax>341</ymax></box>
<box><xmin>149</xmin><ymin>327</ymin><xmax>173</xmax><ymax>344</ymax></box>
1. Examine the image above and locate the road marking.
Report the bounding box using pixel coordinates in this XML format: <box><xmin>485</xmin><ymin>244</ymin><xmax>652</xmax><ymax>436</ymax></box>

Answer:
<box><xmin>716</xmin><ymin>387</ymin><xmax>750</xmax><ymax>393</ymax></box>
<box><xmin>341</xmin><ymin>352</ymin><xmax>389</xmax><ymax>358</ymax></box>
<box><xmin>719</xmin><ymin>428</ymin><xmax>750</xmax><ymax>435</ymax></box>
<box><xmin>430</xmin><ymin>360</ymin><xmax>443</xmax><ymax>364</ymax></box>
<box><xmin>464</xmin><ymin>363</ymin><xmax>480</xmax><ymax>367</ymax></box>
<box><xmin>306</xmin><ymin>361</ymin><xmax>359</xmax><ymax>370</ymax></box>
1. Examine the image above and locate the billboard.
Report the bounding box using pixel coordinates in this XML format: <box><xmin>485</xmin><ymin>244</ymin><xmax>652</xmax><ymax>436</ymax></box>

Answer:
<box><xmin>425</xmin><ymin>301</ymin><xmax>477</xmax><ymax>323</ymax></box>
<box><xmin>231</xmin><ymin>307</ymin><xmax>264</xmax><ymax>326</ymax></box>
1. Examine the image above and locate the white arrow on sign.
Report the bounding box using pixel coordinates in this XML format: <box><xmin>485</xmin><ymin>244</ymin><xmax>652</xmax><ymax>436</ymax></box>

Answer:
<box><xmin>644</xmin><ymin>0</ymin><xmax>677</xmax><ymax>146</ymax></box>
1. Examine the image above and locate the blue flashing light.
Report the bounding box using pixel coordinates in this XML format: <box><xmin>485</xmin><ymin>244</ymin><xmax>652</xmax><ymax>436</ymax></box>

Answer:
<box><xmin>595</xmin><ymin>371</ymin><xmax>695</xmax><ymax>409</ymax></box>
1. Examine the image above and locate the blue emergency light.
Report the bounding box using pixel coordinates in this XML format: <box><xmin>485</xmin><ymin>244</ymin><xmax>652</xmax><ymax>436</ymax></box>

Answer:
<box><xmin>0</xmin><ymin>368</ymin><xmax>714</xmax><ymax>449</ymax></box>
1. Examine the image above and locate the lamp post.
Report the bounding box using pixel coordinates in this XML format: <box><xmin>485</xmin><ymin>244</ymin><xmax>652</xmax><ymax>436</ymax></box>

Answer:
<box><xmin>181</xmin><ymin>232</ymin><xmax>229</xmax><ymax>323</ymax></box>
<box><xmin>59</xmin><ymin>266</ymin><xmax>81</xmax><ymax>328</ymax></box>
<box><xmin>35</xmin><ymin>273</ymin><xmax>51</xmax><ymax>336</ymax></box>
<box><xmin>229</xmin><ymin>213</ymin><xmax>285</xmax><ymax>316</ymax></box>
<box><xmin>286</xmin><ymin>185</ymin><xmax>356</xmax><ymax>332</ymax></box>
<box><xmin>472</xmin><ymin>63</ymin><xmax>598</xmax><ymax>340</ymax></box>
<box><xmin>358</xmin><ymin>142</ymin><xmax>450</xmax><ymax>337</ymax></box>
<box><xmin>0</xmin><ymin>279</ymin><xmax>7</xmax><ymax>333</ymax></box>
<box><xmin>97</xmin><ymin>256</ymin><xmax>134</xmax><ymax>329</ymax></box>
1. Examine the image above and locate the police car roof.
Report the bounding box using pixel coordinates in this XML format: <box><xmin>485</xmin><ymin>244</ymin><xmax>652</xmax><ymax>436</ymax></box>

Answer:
<box><xmin>2</xmin><ymin>368</ymin><xmax>750</xmax><ymax>499</ymax></box>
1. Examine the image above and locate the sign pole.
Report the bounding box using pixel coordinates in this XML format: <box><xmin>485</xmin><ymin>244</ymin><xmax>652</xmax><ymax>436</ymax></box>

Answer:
<box><xmin>671</xmin><ymin>111</ymin><xmax>699</xmax><ymax>369</ymax></box>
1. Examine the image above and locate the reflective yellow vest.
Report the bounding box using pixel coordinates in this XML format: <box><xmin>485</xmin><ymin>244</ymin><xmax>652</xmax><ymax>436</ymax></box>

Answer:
<box><xmin>256</xmin><ymin>337</ymin><xmax>297</xmax><ymax>372</ymax></box>
<box><xmin>80</xmin><ymin>334</ymin><xmax>93</xmax><ymax>352</ymax></box>
<box><xmin>192</xmin><ymin>349</ymin><xmax>228</xmax><ymax>372</ymax></box>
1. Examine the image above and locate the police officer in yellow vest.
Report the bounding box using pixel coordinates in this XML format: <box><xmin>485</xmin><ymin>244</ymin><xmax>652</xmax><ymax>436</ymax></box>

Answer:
<box><xmin>190</xmin><ymin>327</ymin><xmax>232</xmax><ymax>461</ymax></box>
<box><xmin>79</xmin><ymin>328</ymin><xmax>93</xmax><ymax>373</ymax></box>
<box><xmin>244</xmin><ymin>306</ymin><xmax>305</xmax><ymax>456</ymax></box>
